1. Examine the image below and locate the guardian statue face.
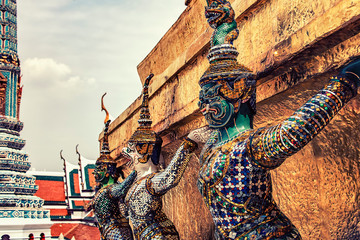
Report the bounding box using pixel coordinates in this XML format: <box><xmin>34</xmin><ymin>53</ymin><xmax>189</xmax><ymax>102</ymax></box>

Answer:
<box><xmin>93</xmin><ymin>163</ymin><xmax>108</xmax><ymax>186</ymax></box>
<box><xmin>198</xmin><ymin>83</ymin><xmax>235</xmax><ymax>128</ymax></box>
<box><xmin>121</xmin><ymin>142</ymin><xmax>144</xmax><ymax>170</ymax></box>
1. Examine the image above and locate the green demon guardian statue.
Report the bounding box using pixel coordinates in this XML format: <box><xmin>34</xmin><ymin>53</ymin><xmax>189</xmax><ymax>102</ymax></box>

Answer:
<box><xmin>88</xmin><ymin>94</ymin><xmax>137</xmax><ymax>240</ymax></box>
<box><xmin>120</xmin><ymin>74</ymin><xmax>197</xmax><ymax>240</ymax></box>
<box><xmin>186</xmin><ymin>0</ymin><xmax>360</xmax><ymax>239</ymax></box>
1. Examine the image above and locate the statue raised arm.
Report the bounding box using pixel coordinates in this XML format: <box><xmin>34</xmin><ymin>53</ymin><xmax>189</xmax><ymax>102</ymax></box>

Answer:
<box><xmin>187</xmin><ymin>0</ymin><xmax>360</xmax><ymax>239</ymax></box>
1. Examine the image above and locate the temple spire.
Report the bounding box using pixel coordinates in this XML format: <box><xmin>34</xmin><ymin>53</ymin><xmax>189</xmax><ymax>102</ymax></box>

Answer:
<box><xmin>138</xmin><ymin>73</ymin><xmax>154</xmax><ymax>129</ymax></box>
<box><xmin>100</xmin><ymin>93</ymin><xmax>111</xmax><ymax>155</ymax></box>
<box><xmin>97</xmin><ymin>93</ymin><xmax>115</xmax><ymax>164</ymax></box>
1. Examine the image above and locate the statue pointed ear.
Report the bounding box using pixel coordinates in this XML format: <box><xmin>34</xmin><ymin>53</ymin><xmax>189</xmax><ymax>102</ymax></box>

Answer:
<box><xmin>218</xmin><ymin>78</ymin><xmax>255</xmax><ymax>102</ymax></box>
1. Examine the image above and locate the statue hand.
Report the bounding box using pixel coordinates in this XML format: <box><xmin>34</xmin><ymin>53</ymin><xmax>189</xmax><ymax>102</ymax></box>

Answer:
<box><xmin>340</xmin><ymin>59</ymin><xmax>360</xmax><ymax>87</ymax></box>
<box><xmin>85</xmin><ymin>199</ymin><xmax>93</xmax><ymax>212</ymax></box>
<box><xmin>111</xmin><ymin>170</ymin><xmax>137</xmax><ymax>199</ymax></box>
<box><xmin>121</xmin><ymin>170</ymin><xmax>137</xmax><ymax>189</ymax></box>
<box><xmin>187</xmin><ymin>126</ymin><xmax>213</xmax><ymax>144</ymax></box>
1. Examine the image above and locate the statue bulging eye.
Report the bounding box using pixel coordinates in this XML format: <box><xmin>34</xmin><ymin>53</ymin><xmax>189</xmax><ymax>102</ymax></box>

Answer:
<box><xmin>126</xmin><ymin>147</ymin><xmax>135</xmax><ymax>154</ymax></box>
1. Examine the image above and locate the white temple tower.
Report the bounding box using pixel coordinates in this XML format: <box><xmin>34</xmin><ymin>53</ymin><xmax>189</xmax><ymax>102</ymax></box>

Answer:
<box><xmin>0</xmin><ymin>0</ymin><xmax>52</xmax><ymax>238</ymax></box>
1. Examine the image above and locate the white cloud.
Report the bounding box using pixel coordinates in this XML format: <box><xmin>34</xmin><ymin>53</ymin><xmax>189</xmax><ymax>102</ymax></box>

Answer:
<box><xmin>22</xmin><ymin>57</ymin><xmax>96</xmax><ymax>93</ymax></box>
<box><xmin>20</xmin><ymin>58</ymin><xmax>101</xmax><ymax>172</ymax></box>
<box><xmin>22</xmin><ymin>58</ymin><xmax>70</xmax><ymax>86</ymax></box>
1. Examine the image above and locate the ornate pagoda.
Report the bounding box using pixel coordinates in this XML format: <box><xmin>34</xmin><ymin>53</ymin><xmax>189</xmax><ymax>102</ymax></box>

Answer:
<box><xmin>0</xmin><ymin>0</ymin><xmax>51</xmax><ymax>238</ymax></box>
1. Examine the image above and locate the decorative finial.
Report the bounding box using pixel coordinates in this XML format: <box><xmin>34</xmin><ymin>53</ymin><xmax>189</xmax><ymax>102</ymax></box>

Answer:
<box><xmin>96</xmin><ymin>93</ymin><xmax>115</xmax><ymax>164</ymax></box>
<box><xmin>101</xmin><ymin>93</ymin><xmax>109</xmax><ymax>124</ymax></box>
<box><xmin>205</xmin><ymin>0</ymin><xmax>238</xmax><ymax>47</ymax></box>
<box><xmin>100</xmin><ymin>93</ymin><xmax>110</xmax><ymax>155</ymax></box>
<box><xmin>60</xmin><ymin>150</ymin><xmax>70</xmax><ymax>207</ymax></box>
<box><xmin>60</xmin><ymin>150</ymin><xmax>65</xmax><ymax>167</ymax></box>
<box><xmin>76</xmin><ymin>144</ymin><xmax>85</xmax><ymax>190</ymax></box>
<box><xmin>138</xmin><ymin>73</ymin><xmax>154</xmax><ymax>129</ymax></box>
<box><xmin>76</xmin><ymin>144</ymin><xmax>80</xmax><ymax>159</ymax></box>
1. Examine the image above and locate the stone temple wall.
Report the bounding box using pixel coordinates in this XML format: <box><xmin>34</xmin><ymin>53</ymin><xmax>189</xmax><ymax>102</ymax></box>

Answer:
<box><xmin>102</xmin><ymin>0</ymin><xmax>360</xmax><ymax>239</ymax></box>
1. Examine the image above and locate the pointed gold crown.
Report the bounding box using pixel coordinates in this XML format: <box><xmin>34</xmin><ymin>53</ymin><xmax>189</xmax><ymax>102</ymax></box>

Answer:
<box><xmin>128</xmin><ymin>74</ymin><xmax>162</xmax><ymax>164</ymax></box>
<box><xmin>96</xmin><ymin>93</ymin><xmax>116</xmax><ymax>164</ymax></box>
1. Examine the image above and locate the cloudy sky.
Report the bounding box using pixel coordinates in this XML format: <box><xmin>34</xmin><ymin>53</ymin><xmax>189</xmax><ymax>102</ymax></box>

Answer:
<box><xmin>17</xmin><ymin>1</ymin><xmax>187</xmax><ymax>171</ymax></box>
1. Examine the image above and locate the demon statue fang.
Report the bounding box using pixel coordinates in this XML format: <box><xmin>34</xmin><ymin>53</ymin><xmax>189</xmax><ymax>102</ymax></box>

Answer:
<box><xmin>186</xmin><ymin>0</ymin><xmax>360</xmax><ymax>239</ymax></box>
<box><xmin>88</xmin><ymin>93</ymin><xmax>137</xmax><ymax>240</ymax></box>
<box><xmin>120</xmin><ymin>74</ymin><xmax>197</xmax><ymax>240</ymax></box>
